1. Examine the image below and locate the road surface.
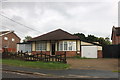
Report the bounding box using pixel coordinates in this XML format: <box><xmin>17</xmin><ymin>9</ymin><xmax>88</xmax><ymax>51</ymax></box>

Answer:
<box><xmin>2</xmin><ymin>71</ymin><xmax>42</xmax><ymax>78</ymax></box>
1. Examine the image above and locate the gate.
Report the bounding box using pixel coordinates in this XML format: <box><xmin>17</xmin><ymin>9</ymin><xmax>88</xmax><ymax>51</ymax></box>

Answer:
<box><xmin>103</xmin><ymin>44</ymin><xmax>120</xmax><ymax>58</ymax></box>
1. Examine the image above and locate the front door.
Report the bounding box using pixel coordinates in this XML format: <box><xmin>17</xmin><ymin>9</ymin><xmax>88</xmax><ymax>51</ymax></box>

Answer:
<box><xmin>51</xmin><ymin>43</ymin><xmax>55</xmax><ymax>55</ymax></box>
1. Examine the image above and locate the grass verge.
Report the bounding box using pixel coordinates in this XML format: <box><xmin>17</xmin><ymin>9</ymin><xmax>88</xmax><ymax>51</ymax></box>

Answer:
<box><xmin>112</xmin><ymin>71</ymin><xmax>120</xmax><ymax>72</ymax></box>
<box><xmin>2</xmin><ymin>59</ymin><xmax>69</xmax><ymax>70</ymax></box>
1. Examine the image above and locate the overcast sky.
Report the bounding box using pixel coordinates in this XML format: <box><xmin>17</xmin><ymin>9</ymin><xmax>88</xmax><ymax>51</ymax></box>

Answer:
<box><xmin>0</xmin><ymin>0</ymin><xmax>119</xmax><ymax>41</ymax></box>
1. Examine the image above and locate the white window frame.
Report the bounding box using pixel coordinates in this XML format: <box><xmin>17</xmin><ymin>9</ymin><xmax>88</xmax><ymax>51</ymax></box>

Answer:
<box><xmin>12</xmin><ymin>38</ymin><xmax>15</xmax><ymax>42</ymax></box>
<box><xmin>4</xmin><ymin>37</ymin><xmax>8</xmax><ymax>40</ymax></box>
<box><xmin>64</xmin><ymin>41</ymin><xmax>68</xmax><ymax>51</ymax></box>
<box><xmin>59</xmin><ymin>41</ymin><xmax>76</xmax><ymax>51</ymax></box>
<box><xmin>36</xmin><ymin>41</ymin><xmax>47</xmax><ymax>51</ymax></box>
<box><xmin>59</xmin><ymin>42</ymin><xmax>63</xmax><ymax>51</ymax></box>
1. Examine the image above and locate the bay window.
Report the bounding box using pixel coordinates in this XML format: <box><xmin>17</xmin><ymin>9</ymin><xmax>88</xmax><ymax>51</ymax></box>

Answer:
<box><xmin>59</xmin><ymin>41</ymin><xmax>76</xmax><ymax>51</ymax></box>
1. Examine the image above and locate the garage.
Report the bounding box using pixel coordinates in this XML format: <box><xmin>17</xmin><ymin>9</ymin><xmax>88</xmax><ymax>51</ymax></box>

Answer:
<box><xmin>81</xmin><ymin>46</ymin><xmax>97</xmax><ymax>58</ymax></box>
<box><xmin>80</xmin><ymin>41</ymin><xmax>103</xmax><ymax>58</ymax></box>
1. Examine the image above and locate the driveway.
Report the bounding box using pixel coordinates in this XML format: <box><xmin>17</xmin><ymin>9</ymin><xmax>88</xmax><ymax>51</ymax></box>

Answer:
<box><xmin>67</xmin><ymin>58</ymin><xmax>119</xmax><ymax>71</ymax></box>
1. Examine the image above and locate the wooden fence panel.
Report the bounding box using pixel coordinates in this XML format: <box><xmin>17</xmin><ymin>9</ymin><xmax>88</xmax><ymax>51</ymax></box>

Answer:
<box><xmin>2</xmin><ymin>51</ymin><xmax>67</xmax><ymax>63</ymax></box>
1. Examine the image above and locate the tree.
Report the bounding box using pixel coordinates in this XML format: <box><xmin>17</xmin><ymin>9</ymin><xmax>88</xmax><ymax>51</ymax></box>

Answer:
<box><xmin>98</xmin><ymin>37</ymin><xmax>105</xmax><ymax>45</ymax></box>
<box><xmin>23</xmin><ymin>36</ymin><xmax>32</xmax><ymax>42</ymax></box>
<box><xmin>74</xmin><ymin>33</ymin><xmax>111</xmax><ymax>46</ymax></box>
<box><xmin>97</xmin><ymin>37</ymin><xmax>111</xmax><ymax>46</ymax></box>
<box><xmin>86</xmin><ymin>35</ymin><xmax>98</xmax><ymax>42</ymax></box>
<box><xmin>104</xmin><ymin>37</ymin><xmax>111</xmax><ymax>45</ymax></box>
<box><xmin>74</xmin><ymin>33</ymin><xmax>86</xmax><ymax>40</ymax></box>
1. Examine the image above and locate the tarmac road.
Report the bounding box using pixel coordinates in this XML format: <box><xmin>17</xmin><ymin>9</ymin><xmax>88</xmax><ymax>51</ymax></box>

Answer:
<box><xmin>2</xmin><ymin>65</ymin><xmax>119</xmax><ymax>78</ymax></box>
<box><xmin>2</xmin><ymin>71</ymin><xmax>42</xmax><ymax>78</ymax></box>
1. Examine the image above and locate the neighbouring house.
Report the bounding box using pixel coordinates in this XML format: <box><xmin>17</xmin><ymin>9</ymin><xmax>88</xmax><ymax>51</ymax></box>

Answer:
<box><xmin>0</xmin><ymin>31</ymin><xmax>21</xmax><ymax>53</ymax></box>
<box><xmin>17</xmin><ymin>29</ymin><xmax>102</xmax><ymax>58</ymax></box>
<box><xmin>111</xmin><ymin>26</ymin><xmax>120</xmax><ymax>45</ymax></box>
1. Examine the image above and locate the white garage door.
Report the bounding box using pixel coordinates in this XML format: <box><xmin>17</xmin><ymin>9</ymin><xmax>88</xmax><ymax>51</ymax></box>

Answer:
<box><xmin>81</xmin><ymin>46</ymin><xmax>97</xmax><ymax>58</ymax></box>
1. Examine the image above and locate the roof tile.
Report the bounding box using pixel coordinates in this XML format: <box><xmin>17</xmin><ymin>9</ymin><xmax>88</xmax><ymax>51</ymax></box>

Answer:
<box><xmin>29</xmin><ymin>29</ymin><xmax>80</xmax><ymax>41</ymax></box>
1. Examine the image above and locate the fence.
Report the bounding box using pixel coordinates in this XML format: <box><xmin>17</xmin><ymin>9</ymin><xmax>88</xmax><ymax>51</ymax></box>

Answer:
<box><xmin>102</xmin><ymin>44</ymin><xmax>120</xmax><ymax>58</ymax></box>
<box><xmin>2</xmin><ymin>51</ymin><xmax>67</xmax><ymax>63</ymax></box>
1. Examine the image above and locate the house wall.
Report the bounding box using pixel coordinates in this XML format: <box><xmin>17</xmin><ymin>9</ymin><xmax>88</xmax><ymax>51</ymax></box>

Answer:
<box><xmin>97</xmin><ymin>50</ymin><xmax>103</xmax><ymax>58</ymax></box>
<box><xmin>2</xmin><ymin>32</ymin><xmax>20</xmax><ymax>52</ymax></box>
<box><xmin>81</xmin><ymin>41</ymin><xmax>93</xmax><ymax>45</ymax></box>
<box><xmin>56</xmin><ymin>51</ymin><xmax>76</xmax><ymax>57</ymax></box>
<box><xmin>112</xmin><ymin>32</ymin><xmax>120</xmax><ymax>44</ymax></box>
<box><xmin>47</xmin><ymin>41</ymin><xmax>50</xmax><ymax>51</ymax></box>
<box><xmin>115</xmin><ymin>36</ymin><xmax>120</xmax><ymax>44</ymax></box>
<box><xmin>0</xmin><ymin>36</ymin><xmax>2</xmax><ymax>53</ymax></box>
<box><xmin>32</xmin><ymin>42</ymin><xmax>36</xmax><ymax>51</ymax></box>
<box><xmin>77</xmin><ymin>40</ymin><xmax>80</xmax><ymax>51</ymax></box>
<box><xmin>31</xmin><ymin>40</ymin><xmax>103</xmax><ymax>58</ymax></box>
<box><xmin>32</xmin><ymin>51</ymin><xmax>50</xmax><ymax>55</ymax></box>
<box><xmin>31</xmin><ymin>40</ymin><xmax>79</xmax><ymax>57</ymax></box>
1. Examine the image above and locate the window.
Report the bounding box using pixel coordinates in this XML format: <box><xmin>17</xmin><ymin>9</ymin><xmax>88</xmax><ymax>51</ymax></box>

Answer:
<box><xmin>36</xmin><ymin>42</ymin><xmax>47</xmax><ymax>51</ymax></box>
<box><xmin>72</xmin><ymin>42</ymin><xmax>76</xmax><ymax>51</ymax></box>
<box><xmin>59</xmin><ymin>41</ymin><xmax>76</xmax><ymax>51</ymax></box>
<box><xmin>69</xmin><ymin>42</ymin><xmax>72</xmax><ymax>50</ymax></box>
<box><xmin>64</xmin><ymin>41</ymin><xmax>67</xmax><ymax>51</ymax></box>
<box><xmin>59</xmin><ymin>42</ymin><xmax>63</xmax><ymax>51</ymax></box>
<box><xmin>12</xmin><ymin>38</ymin><xmax>15</xmax><ymax>42</ymax></box>
<box><xmin>4</xmin><ymin>37</ymin><xmax>8</xmax><ymax>40</ymax></box>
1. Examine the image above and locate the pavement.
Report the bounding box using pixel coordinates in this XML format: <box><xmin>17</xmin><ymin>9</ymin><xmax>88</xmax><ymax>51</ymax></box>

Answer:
<box><xmin>2</xmin><ymin>65</ymin><xmax>119</xmax><ymax>78</ymax></box>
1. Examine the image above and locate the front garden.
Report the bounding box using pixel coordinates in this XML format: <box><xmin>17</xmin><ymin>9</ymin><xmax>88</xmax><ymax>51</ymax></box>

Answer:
<box><xmin>2</xmin><ymin>59</ymin><xmax>69</xmax><ymax>70</ymax></box>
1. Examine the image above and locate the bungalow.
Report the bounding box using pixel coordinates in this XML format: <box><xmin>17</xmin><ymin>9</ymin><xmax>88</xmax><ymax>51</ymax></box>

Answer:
<box><xmin>18</xmin><ymin>29</ymin><xmax>102</xmax><ymax>58</ymax></box>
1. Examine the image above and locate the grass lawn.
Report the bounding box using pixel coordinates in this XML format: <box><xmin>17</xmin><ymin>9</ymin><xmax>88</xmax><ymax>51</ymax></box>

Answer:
<box><xmin>2</xmin><ymin>59</ymin><xmax>69</xmax><ymax>70</ymax></box>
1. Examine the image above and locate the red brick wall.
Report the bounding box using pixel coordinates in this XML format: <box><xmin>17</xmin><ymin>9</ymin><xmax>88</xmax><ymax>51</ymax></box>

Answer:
<box><xmin>2</xmin><ymin>32</ymin><xmax>20</xmax><ymax>52</ymax></box>
<box><xmin>112</xmin><ymin>32</ymin><xmax>120</xmax><ymax>44</ymax></box>
<box><xmin>31</xmin><ymin>51</ymin><xmax>103</xmax><ymax>58</ymax></box>
<box><xmin>32</xmin><ymin>51</ymin><xmax>50</xmax><ymax>55</ymax></box>
<box><xmin>31</xmin><ymin>51</ymin><xmax>77</xmax><ymax>57</ymax></box>
<box><xmin>0</xmin><ymin>50</ymin><xmax>2</xmax><ymax>53</ymax></box>
<box><xmin>2</xmin><ymin>48</ymin><xmax>16</xmax><ymax>52</ymax></box>
<box><xmin>97</xmin><ymin>50</ymin><xmax>103</xmax><ymax>58</ymax></box>
<box><xmin>56</xmin><ymin>51</ymin><xmax>77</xmax><ymax>57</ymax></box>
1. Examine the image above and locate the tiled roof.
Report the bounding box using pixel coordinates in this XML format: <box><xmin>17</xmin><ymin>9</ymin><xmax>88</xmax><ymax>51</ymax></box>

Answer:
<box><xmin>0</xmin><ymin>30</ymin><xmax>21</xmax><ymax>40</ymax></box>
<box><xmin>111</xmin><ymin>26</ymin><xmax>120</xmax><ymax>40</ymax></box>
<box><xmin>0</xmin><ymin>31</ymin><xmax>10</xmax><ymax>34</ymax></box>
<box><xmin>112</xmin><ymin>27</ymin><xmax>120</xmax><ymax>36</ymax></box>
<box><xmin>29</xmin><ymin>29</ymin><xmax>80</xmax><ymax>41</ymax></box>
<box><xmin>115</xmin><ymin>27</ymin><xmax>120</xmax><ymax>36</ymax></box>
